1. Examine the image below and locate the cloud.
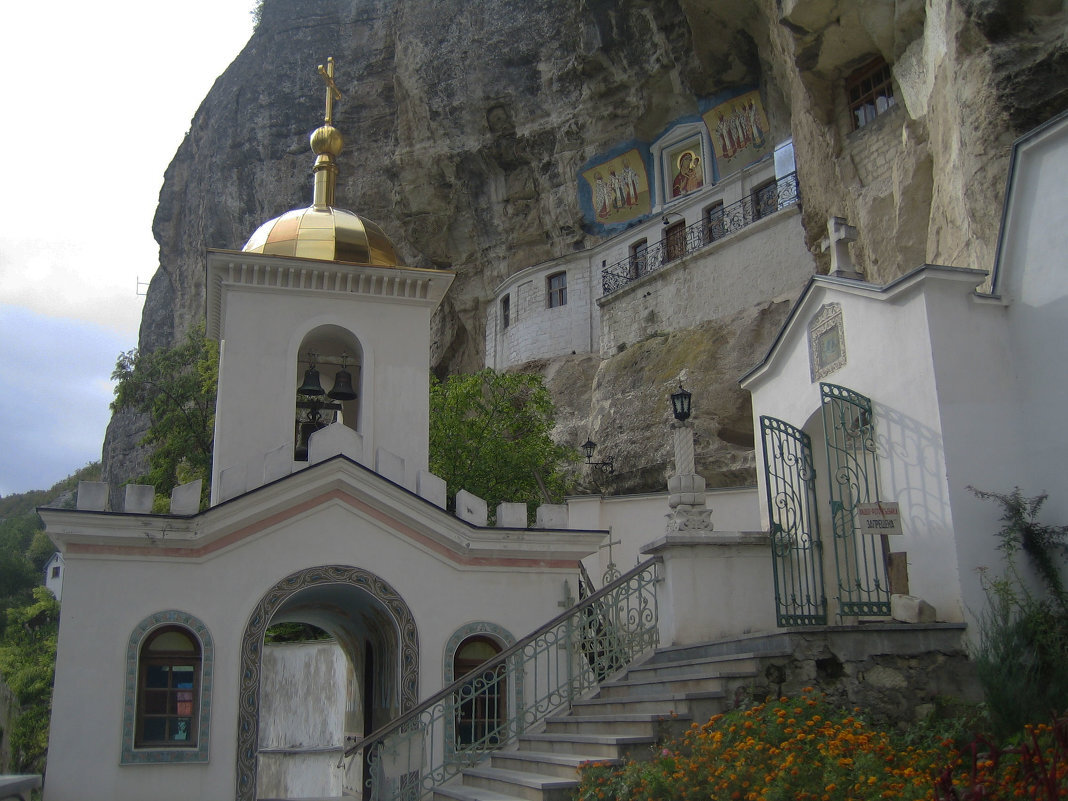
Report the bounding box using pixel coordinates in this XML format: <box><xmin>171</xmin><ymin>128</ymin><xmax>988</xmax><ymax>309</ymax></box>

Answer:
<box><xmin>0</xmin><ymin>306</ymin><xmax>131</xmax><ymax>496</ymax></box>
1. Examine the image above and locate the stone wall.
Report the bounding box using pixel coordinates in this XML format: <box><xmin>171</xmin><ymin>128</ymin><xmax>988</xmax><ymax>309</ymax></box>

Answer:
<box><xmin>715</xmin><ymin>626</ymin><xmax>983</xmax><ymax>728</ymax></box>
<box><xmin>599</xmin><ymin>206</ymin><xmax>812</xmax><ymax>356</ymax></box>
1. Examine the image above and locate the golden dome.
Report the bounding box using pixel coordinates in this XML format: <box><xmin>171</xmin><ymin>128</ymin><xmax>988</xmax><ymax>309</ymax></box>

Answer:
<box><xmin>241</xmin><ymin>57</ymin><xmax>403</xmax><ymax>268</ymax></box>
<box><xmin>242</xmin><ymin>206</ymin><xmax>402</xmax><ymax>266</ymax></box>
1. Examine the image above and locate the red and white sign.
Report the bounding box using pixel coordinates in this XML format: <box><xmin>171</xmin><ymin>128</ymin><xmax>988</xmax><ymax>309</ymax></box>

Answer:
<box><xmin>857</xmin><ymin>502</ymin><xmax>901</xmax><ymax>535</ymax></box>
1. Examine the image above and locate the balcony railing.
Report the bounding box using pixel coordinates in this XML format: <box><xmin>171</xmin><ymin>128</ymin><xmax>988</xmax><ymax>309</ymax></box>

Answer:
<box><xmin>344</xmin><ymin>557</ymin><xmax>662</xmax><ymax>801</ymax></box>
<box><xmin>601</xmin><ymin>171</ymin><xmax>801</xmax><ymax>296</ymax></box>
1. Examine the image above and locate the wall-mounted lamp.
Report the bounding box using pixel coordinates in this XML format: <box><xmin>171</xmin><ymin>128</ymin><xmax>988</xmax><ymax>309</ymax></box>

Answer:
<box><xmin>670</xmin><ymin>383</ymin><xmax>693</xmax><ymax>421</ymax></box>
<box><xmin>582</xmin><ymin>437</ymin><xmax>614</xmax><ymax>474</ymax></box>
<box><xmin>662</xmin><ymin>211</ymin><xmax>685</xmax><ymax>226</ymax></box>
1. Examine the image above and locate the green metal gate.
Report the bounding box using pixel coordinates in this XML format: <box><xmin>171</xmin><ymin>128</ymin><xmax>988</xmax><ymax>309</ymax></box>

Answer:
<box><xmin>820</xmin><ymin>383</ymin><xmax>891</xmax><ymax>617</ymax></box>
<box><xmin>759</xmin><ymin>415</ymin><xmax>827</xmax><ymax>626</ymax></box>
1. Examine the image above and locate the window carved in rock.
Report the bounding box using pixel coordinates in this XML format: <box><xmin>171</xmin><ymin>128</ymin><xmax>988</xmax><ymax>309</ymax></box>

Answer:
<box><xmin>501</xmin><ymin>295</ymin><xmax>510</xmax><ymax>330</ymax></box>
<box><xmin>847</xmin><ymin>57</ymin><xmax>895</xmax><ymax>130</ymax></box>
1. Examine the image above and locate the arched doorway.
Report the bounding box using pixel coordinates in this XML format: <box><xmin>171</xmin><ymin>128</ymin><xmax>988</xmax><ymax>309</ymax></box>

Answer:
<box><xmin>236</xmin><ymin>565</ymin><xmax>418</xmax><ymax>801</ymax></box>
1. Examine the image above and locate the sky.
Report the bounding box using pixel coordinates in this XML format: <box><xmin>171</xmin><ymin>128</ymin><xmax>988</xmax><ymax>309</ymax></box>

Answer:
<box><xmin>0</xmin><ymin>2</ymin><xmax>256</xmax><ymax>496</ymax></box>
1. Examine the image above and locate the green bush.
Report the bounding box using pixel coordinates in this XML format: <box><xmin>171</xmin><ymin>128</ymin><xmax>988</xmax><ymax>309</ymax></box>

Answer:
<box><xmin>969</xmin><ymin>488</ymin><xmax>1068</xmax><ymax>740</ymax></box>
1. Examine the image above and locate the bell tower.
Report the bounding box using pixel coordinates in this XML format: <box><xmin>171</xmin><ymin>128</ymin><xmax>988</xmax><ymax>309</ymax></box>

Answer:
<box><xmin>205</xmin><ymin>58</ymin><xmax>453</xmax><ymax>505</ymax></box>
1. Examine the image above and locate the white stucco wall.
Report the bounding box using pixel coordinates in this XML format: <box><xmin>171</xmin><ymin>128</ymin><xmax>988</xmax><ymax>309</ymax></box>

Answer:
<box><xmin>486</xmin><ymin>254</ymin><xmax>597</xmax><ymax>369</ymax></box>
<box><xmin>208</xmin><ymin>256</ymin><xmax>451</xmax><ymax>501</ymax></box>
<box><xmin>568</xmin><ymin>487</ymin><xmax>760</xmax><ymax>585</ymax></box>
<box><xmin>743</xmin><ymin>271</ymin><xmax>991</xmax><ymax>624</ymax></box>
<box><xmin>257</xmin><ymin>640</ymin><xmax>353</xmax><ymax>799</ymax></box>
<box><xmin>597</xmin><ymin>206</ymin><xmax>812</xmax><ymax>355</ymax></box>
<box><xmin>44</xmin><ymin>483</ymin><xmax>599</xmax><ymax>801</ymax></box>
<box><xmin>485</xmin><ymin>155</ymin><xmax>807</xmax><ymax>369</ymax></box>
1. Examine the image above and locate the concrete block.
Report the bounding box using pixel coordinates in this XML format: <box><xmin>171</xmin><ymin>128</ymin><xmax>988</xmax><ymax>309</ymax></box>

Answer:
<box><xmin>218</xmin><ymin>463</ymin><xmax>247</xmax><ymax>503</ymax></box>
<box><xmin>496</xmin><ymin>502</ymin><xmax>527</xmax><ymax>528</ymax></box>
<box><xmin>170</xmin><ymin>480</ymin><xmax>203</xmax><ymax>515</ymax></box>
<box><xmin>309</xmin><ymin>422</ymin><xmax>364</xmax><ymax>466</ymax></box>
<box><xmin>76</xmin><ymin>481</ymin><xmax>109</xmax><ymax>511</ymax></box>
<box><xmin>535</xmin><ymin>504</ymin><xmax>568</xmax><ymax>529</ymax></box>
<box><xmin>124</xmin><ymin>484</ymin><xmax>155</xmax><ymax>514</ymax></box>
<box><xmin>417</xmin><ymin>470</ymin><xmax>447</xmax><ymax>509</ymax></box>
<box><xmin>455</xmin><ymin>490</ymin><xmax>488</xmax><ymax>526</ymax></box>
<box><xmin>374</xmin><ymin>447</ymin><xmax>406</xmax><ymax>487</ymax></box>
<box><xmin>263</xmin><ymin>442</ymin><xmax>292</xmax><ymax>483</ymax></box>
<box><xmin>891</xmin><ymin>594</ymin><xmax>937</xmax><ymax>624</ymax></box>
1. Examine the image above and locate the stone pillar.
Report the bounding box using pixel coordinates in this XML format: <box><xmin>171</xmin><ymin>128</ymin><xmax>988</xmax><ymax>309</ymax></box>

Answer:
<box><xmin>666</xmin><ymin>420</ymin><xmax>712</xmax><ymax>532</ymax></box>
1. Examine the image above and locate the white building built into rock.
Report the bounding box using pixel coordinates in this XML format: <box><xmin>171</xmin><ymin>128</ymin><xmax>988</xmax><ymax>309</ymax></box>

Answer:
<box><xmin>38</xmin><ymin>50</ymin><xmax>1068</xmax><ymax>801</ymax></box>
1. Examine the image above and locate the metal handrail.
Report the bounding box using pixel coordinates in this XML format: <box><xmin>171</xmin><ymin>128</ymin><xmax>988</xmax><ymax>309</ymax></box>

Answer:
<box><xmin>602</xmin><ymin>171</ymin><xmax>801</xmax><ymax>296</ymax></box>
<box><xmin>345</xmin><ymin>556</ymin><xmax>662</xmax><ymax>801</ymax></box>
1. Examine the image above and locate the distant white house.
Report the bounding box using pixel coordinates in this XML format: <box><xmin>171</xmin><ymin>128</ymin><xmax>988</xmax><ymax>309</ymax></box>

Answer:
<box><xmin>43</xmin><ymin>552</ymin><xmax>63</xmax><ymax>601</ymax></box>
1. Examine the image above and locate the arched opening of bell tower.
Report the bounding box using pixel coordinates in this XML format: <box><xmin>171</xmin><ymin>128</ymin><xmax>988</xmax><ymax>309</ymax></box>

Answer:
<box><xmin>294</xmin><ymin>325</ymin><xmax>364</xmax><ymax>460</ymax></box>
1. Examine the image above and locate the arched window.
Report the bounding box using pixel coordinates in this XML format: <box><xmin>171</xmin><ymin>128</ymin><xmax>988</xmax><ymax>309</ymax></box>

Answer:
<box><xmin>136</xmin><ymin>627</ymin><xmax>201</xmax><ymax>747</ymax></box>
<box><xmin>294</xmin><ymin>325</ymin><xmax>364</xmax><ymax>460</ymax></box>
<box><xmin>122</xmin><ymin>611</ymin><xmax>213</xmax><ymax>764</ymax></box>
<box><xmin>453</xmin><ymin>636</ymin><xmax>505</xmax><ymax>747</ymax></box>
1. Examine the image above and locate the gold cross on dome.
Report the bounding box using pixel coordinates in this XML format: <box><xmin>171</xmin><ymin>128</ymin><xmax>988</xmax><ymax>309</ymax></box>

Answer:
<box><xmin>317</xmin><ymin>57</ymin><xmax>342</xmax><ymax>124</ymax></box>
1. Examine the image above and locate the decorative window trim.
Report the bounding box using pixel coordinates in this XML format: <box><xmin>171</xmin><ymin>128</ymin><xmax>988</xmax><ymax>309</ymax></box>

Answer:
<box><xmin>121</xmin><ymin>610</ymin><xmax>213</xmax><ymax>764</ymax></box>
<box><xmin>808</xmin><ymin>302</ymin><xmax>847</xmax><ymax>382</ymax></box>
<box><xmin>442</xmin><ymin>622</ymin><xmax>518</xmax><ymax>760</ymax></box>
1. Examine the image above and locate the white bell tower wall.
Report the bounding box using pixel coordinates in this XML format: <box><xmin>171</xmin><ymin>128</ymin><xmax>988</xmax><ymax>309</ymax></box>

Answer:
<box><xmin>206</xmin><ymin>250</ymin><xmax>454</xmax><ymax>503</ymax></box>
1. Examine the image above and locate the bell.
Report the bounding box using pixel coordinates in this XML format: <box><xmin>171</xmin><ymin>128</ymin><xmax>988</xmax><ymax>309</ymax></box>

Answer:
<box><xmin>297</xmin><ymin>366</ymin><xmax>325</xmax><ymax>396</ymax></box>
<box><xmin>328</xmin><ymin>368</ymin><xmax>357</xmax><ymax>401</ymax></box>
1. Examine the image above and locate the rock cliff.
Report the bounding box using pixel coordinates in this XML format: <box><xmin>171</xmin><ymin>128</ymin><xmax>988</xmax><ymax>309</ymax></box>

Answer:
<box><xmin>102</xmin><ymin>0</ymin><xmax>1068</xmax><ymax>496</ymax></box>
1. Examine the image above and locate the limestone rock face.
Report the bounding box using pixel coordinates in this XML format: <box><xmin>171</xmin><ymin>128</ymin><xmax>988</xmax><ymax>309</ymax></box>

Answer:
<box><xmin>103</xmin><ymin>0</ymin><xmax>1068</xmax><ymax>493</ymax></box>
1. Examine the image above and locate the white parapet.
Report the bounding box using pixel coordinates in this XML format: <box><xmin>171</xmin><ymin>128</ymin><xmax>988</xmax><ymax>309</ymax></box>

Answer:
<box><xmin>76</xmin><ymin>481</ymin><xmax>109</xmax><ymax>511</ymax></box>
<box><xmin>535</xmin><ymin>504</ymin><xmax>568</xmax><ymax>529</ymax></box>
<box><xmin>496</xmin><ymin>502</ymin><xmax>527</xmax><ymax>528</ymax></box>
<box><xmin>170</xmin><ymin>480</ymin><xmax>203</xmax><ymax>515</ymax></box>
<box><xmin>310</xmin><ymin>422</ymin><xmax>365</xmax><ymax>466</ymax></box>
<box><xmin>455</xmin><ymin>490</ymin><xmax>488</xmax><ymax>526</ymax></box>
<box><xmin>124</xmin><ymin>484</ymin><xmax>155</xmax><ymax>514</ymax></box>
<box><xmin>374</xmin><ymin>447</ymin><xmax>405</xmax><ymax>487</ymax></box>
<box><xmin>416</xmin><ymin>470</ymin><xmax>447</xmax><ymax>509</ymax></box>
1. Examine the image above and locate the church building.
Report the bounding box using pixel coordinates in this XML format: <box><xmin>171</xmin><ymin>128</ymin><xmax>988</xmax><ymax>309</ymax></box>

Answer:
<box><xmin>39</xmin><ymin>50</ymin><xmax>1068</xmax><ymax>801</ymax></box>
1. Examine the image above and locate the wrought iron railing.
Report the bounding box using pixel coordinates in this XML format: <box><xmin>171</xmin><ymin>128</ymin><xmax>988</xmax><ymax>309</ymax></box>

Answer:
<box><xmin>345</xmin><ymin>557</ymin><xmax>662</xmax><ymax>801</ymax></box>
<box><xmin>601</xmin><ymin>171</ymin><xmax>801</xmax><ymax>296</ymax></box>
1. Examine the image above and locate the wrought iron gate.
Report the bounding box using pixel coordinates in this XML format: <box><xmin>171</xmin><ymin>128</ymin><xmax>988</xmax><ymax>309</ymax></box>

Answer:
<box><xmin>819</xmin><ymin>383</ymin><xmax>892</xmax><ymax>617</ymax></box>
<box><xmin>759</xmin><ymin>415</ymin><xmax>827</xmax><ymax>626</ymax></box>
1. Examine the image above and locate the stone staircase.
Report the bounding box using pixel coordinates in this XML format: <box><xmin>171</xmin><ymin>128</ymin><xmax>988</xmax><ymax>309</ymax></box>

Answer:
<box><xmin>433</xmin><ymin>638</ymin><xmax>791</xmax><ymax>801</ymax></box>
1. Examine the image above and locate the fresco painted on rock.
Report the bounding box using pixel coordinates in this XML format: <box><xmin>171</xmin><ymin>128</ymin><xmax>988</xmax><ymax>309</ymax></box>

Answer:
<box><xmin>581</xmin><ymin>148</ymin><xmax>651</xmax><ymax>226</ymax></box>
<box><xmin>703</xmin><ymin>89</ymin><xmax>770</xmax><ymax>176</ymax></box>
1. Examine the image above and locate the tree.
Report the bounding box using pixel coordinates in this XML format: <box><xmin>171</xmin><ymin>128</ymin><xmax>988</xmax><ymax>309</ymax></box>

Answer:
<box><xmin>0</xmin><ymin>587</ymin><xmax>59</xmax><ymax>773</ymax></box>
<box><xmin>429</xmin><ymin>369</ymin><xmax>576</xmax><ymax>521</ymax></box>
<box><xmin>112</xmin><ymin>324</ymin><xmax>218</xmax><ymax>509</ymax></box>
